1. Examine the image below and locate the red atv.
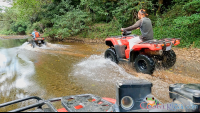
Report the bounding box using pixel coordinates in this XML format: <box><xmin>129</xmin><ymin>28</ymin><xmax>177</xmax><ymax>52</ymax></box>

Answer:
<box><xmin>104</xmin><ymin>31</ymin><xmax>180</xmax><ymax>74</ymax></box>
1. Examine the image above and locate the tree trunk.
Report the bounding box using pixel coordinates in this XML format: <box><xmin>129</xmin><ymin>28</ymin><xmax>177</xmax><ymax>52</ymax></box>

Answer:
<box><xmin>157</xmin><ymin>0</ymin><xmax>163</xmax><ymax>15</ymax></box>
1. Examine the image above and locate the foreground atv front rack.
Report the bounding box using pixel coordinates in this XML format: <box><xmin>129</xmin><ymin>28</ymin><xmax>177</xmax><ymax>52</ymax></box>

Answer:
<box><xmin>0</xmin><ymin>94</ymin><xmax>114</xmax><ymax>112</ymax></box>
<box><xmin>0</xmin><ymin>96</ymin><xmax>59</xmax><ymax>112</ymax></box>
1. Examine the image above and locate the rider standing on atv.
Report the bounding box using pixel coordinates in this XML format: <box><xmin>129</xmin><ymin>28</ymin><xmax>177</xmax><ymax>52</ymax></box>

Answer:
<box><xmin>121</xmin><ymin>9</ymin><xmax>153</xmax><ymax>49</ymax></box>
<box><xmin>31</xmin><ymin>29</ymin><xmax>40</xmax><ymax>39</ymax></box>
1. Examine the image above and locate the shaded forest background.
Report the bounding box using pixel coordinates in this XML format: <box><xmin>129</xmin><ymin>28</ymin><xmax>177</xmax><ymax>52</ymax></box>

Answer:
<box><xmin>0</xmin><ymin>0</ymin><xmax>199</xmax><ymax>47</ymax></box>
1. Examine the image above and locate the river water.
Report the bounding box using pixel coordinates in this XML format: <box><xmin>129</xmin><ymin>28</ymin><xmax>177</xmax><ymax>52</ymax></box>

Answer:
<box><xmin>0</xmin><ymin>38</ymin><xmax>199</xmax><ymax>111</ymax></box>
<box><xmin>0</xmin><ymin>38</ymin><xmax>140</xmax><ymax>111</ymax></box>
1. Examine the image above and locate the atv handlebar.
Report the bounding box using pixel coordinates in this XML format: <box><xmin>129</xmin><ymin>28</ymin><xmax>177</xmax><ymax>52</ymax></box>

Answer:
<box><xmin>121</xmin><ymin>30</ymin><xmax>132</xmax><ymax>36</ymax></box>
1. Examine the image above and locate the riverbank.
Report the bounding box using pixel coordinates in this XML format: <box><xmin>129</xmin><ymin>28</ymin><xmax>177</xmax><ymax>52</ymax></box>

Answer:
<box><xmin>0</xmin><ymin>35</ymin><xmax>106</xmax><ymax>44</ymax></box>
<box><xmin>45</xmin><ymin>36</ymin><xmax>105</xmax><ymax>44</ymax></box>
<box><xmin>0</xmin><ymin>35</ymin><xmax>29</xmax><ymax>39</ymax></box>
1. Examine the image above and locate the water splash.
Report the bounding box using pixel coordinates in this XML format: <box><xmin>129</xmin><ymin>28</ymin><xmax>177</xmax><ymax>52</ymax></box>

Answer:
<box><xmin>18</xmin><ymin>42</ymin><xmax>70</xmax><ymax>51</ymax></box>
<box><xmin>70</xmin><ymin>54</ymin><xmax>138</xmax><ymax>82</ymax></box>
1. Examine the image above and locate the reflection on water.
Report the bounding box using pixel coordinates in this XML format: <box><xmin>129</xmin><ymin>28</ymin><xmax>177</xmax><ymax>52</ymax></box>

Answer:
<box><xmin>0</xmin><ymin>39</ymin><xmax>28</xmax><ymax>48</ymax></box>
<box><xmin>0</xmin><ymin>41</ymin><xmax>40</xmax><ymax>100</ymax></box>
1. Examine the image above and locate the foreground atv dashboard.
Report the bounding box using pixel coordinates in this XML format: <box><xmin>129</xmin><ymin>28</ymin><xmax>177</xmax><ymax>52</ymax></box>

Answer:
<box><xmin>0</xmin><ymin>80</ymin><xmax>199</xmax><ymax>112</ymax></box>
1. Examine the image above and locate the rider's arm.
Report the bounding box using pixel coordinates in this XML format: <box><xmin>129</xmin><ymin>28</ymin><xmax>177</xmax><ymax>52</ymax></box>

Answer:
<box><xmin>123</xmin><ymin>19</ymin><xmax>142</xmax><ymax>31</ymax></box>
<box><xmin>31</xmin><ymin>32</ymin><xmax>35</xmax><ymax>38</ymax></box>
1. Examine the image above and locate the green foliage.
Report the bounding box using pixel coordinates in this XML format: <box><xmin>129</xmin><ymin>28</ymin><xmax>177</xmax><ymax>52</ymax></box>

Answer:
<box><xmin>153</xmin><ymin>25</ymin><xmax>200</xmax><ymax>48</ymax></box>
<box><xmin>13</xmin><ymin>0</ymin><xmax>52</xmax><ymax>20</ymax></box>
<box><xmin>0</xmin><ymin>29</ymin><xmax>17</xmax><ymax>35</ymax></box>
<box><xmin>10</xmin><ymin>19</ymin><xmax>31</xmax><ymax>34</ymax></box>
<box><xmin>80</xmin><ymin>0</ymin><xmax>118</xmax><ymax>22</ymax></box>
<box><xmin>174</xmin><ymin>14</ymin><xmax>200</xmax><ymax>26</ymax></box>
<box><xmin>151</xmin><ymin>0</ymin><xmax>200</xmax><ymax>48</ymax></box>
<box><xmin>183</xmin><ymin>0</ymin><xmax>200</xmax><ymax>13</ymax></box>
<box><xmin>80</xmin><ymin>0</ymin><xmax>153</xmax><ymax>26</ymax></box>
<box><xmin>172</xmin><ymin>0</ymin><xmax>190</xmax><ymax>5</ymax></box>
<box><xmin>44</xmin><ymin>8</ymin><xmax>91</xmax><ymax>38</ymax></box>
<box><xmin>42</xmin><ymin>28</ymin><xmax>58</xmax><ymax>38</ymax></box>
<box><xmin>80</xmin><ymin>19</ymin><xmax>122</xmax><ymax>39</ymax></box>
<box><xmin>0</xmin><ymin>7</ymin><xmax>18</xmax><ymax>34</ymax></box>
<box><xmin>0</xmin><ymin>0</ymin><xmax>200</xmax><ymax>48</ymax></box>
<box><xmin>112</xmin><ymin>0</ymin><xmax>153</xmax><ymax>26</ymax></box>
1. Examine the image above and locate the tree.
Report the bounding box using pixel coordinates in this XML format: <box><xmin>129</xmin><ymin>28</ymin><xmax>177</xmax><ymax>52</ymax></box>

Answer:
<box><xmin>157</xmin><ymin>0</ymin><xmax>163</xmax><ymax>15</ymax></box>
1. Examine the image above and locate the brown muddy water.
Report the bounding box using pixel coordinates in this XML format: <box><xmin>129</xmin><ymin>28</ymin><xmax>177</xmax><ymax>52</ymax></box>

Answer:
<box><xmin>0</xmin><ymin>38</ymin><xmax>199</xmax><ymax>111</ymax></box>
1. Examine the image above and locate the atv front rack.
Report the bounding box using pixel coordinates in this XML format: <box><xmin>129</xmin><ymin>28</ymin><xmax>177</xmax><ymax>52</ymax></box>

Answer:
<box><xmin>140</xmin><ymin>38</ymin><xmax>181</xmax><ymax>46</ymax></box>
<box><xmin>61</xmin><ymin>94</ymin><xmax>113</xmax><ymax>112</ymax></box>
<box><xmin>0</xmin><ymin>96</ymin><xmax>60</xmax><ymax>112</ymax></box>
<box><xmin>0</xmin><ymin>94</ymin><xmax>114</xmax><ymax>112</ymax></box>
<box><xmin>159</xmin><ymin>38</ymin><xmax>181</xmax><ymax>44</ymax></box>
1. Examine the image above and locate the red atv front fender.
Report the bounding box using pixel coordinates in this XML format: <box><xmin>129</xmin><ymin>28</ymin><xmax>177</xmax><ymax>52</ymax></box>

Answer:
<box><xmin>105</xmin><ymin>38</ymin><xmax>122</xmax><ymax>46</ymax></box>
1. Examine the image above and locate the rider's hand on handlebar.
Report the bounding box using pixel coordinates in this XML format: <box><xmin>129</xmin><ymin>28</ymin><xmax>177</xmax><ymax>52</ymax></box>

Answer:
<box><xmin>121</xmin><ymin>28</ymin><xmax>124</xmax><ymax>32</ymax></box>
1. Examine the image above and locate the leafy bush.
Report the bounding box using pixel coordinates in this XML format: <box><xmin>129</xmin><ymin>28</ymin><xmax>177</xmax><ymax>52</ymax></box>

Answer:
<box><xmin>174</xmin><ymin>14</ymin><xmax>200</xmax><ymax>26</ymax></box>
<box><xmin>80</xmin><ymin>0</ymin><xmax>153</xmax><ymax>26</ymax></box>
<box><xmin>183</xmin><ymin>0</ymin><xmax>200</xmax><ymax>13</ymax></box>
<box><xmin>153</xmin><ymin>13</ymin><xmax>200</xmax><ymax>48</ymax></box>
<box><xmin>81</xmin><ymin>19</ymin><xmax>122</xmax><ymax>39</ymax></box>
<box><xmin>44</xmin><ymin>8</ymin><xmax>91</xmax><ymax>38</ymax></box>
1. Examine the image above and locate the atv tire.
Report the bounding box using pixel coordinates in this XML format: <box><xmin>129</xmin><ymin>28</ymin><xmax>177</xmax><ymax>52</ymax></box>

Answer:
<box><xmin>162</xmin><ymin>49</ymin><xmax>176</xmax><ymax>68</ymax></box>
<box><xmin>39</xmin><ymin>43</ymin><xmax>42</xmax><ymax>47</ymax></box>
<box><xmin>134</xmin><ymin>54</ymin><xmax>155</xmax><ymax>74</ymax></box>
<box><xmin>104</xmin><ymin>48</ymin><xmax>118</xmax><ymax>64</ymax></box>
